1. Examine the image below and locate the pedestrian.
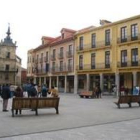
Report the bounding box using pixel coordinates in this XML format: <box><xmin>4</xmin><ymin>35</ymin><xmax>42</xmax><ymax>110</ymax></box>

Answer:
<box><xmin>41</xmin><ymin>85</ymin><xmax>48</xmax><ymax>97</ymax></box>
<box><xmin>37</xmin><ymin>85</ymin><xmax>41</xmax><ymax>97</ymax></box>
<box><xmin>1</xmin><ymin>84</ymin><xmax>11</xmax><ymax>112</ymax></box>
<box><xmin>113</xmin><ymin>85</ymin><xmax>117</xmax><ymax>97</ymax></box>
<box><xmin>50</xmin><ymin>86</ymin><xmax>59</xmax><ymax>97</ymax></box>
<box><xmin>14</xmin><ymin>86</ymin><xmax>23</xmax><ymax>115</ymax></box>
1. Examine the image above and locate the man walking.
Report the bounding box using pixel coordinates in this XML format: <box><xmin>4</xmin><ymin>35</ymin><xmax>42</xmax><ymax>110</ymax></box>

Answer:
<box><xmin>1</xmin><ymin>84</ymin><xmax>11</xmax><ymax>112</ymax></box>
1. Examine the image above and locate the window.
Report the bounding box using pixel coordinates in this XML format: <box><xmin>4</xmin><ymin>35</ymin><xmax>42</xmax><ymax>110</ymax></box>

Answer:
<box><xmin>131</xmin><ymin>48</ymin><xmax>138</xmax><ymax>66</ymax></box>
<box><xmin>53</xmin><ymin>49</ymin><xmax>56</xmax><ymax>59</ymax></box>
<box><xmin>121</xmin><ymin>26</ymin><xmax>127</xmax><ymax>42</ymax></box>
<box><xmin>46</xmin><ymin>52</ymin><xmax>48</xmax><ymax>62</ymax></box>
<box><xmin>68</xmin><ymin>45</ymin><xmax>73</xmax><ymax>56</ymax></box>
<box><xmin>105</xmin><ymin>51</ymin><xmax>110</xmax><ymax>68</ymax></box>
<box><xmin>62</xmin><ymin>33</ymin><xmax>64</xmax><ymax>39</ymax></box>
<box><xmin>121</xmin><ymin>50</ymin><xmax>127</xmax><ymax>67</ymax></box>
<box><xmin>52</xmin><ymin>62</ymin><xmax>55</xmax><ymax>72</ymax></box>
<box><xmin>5</xmin><ymin>65</ymin><xmax>9</xmax><ymax>71</ymax></box>
<box><xmin>91</xmin><ymin>53</ymin><xmax>95</xmax><ymax>69</ymax></box>
<box><xmin>68</xmin><ymin>59</ymin><xmax>73</xmax><ymax>71</ymax></box>
<box><xmin>60</xmin><ymin>61</ymin><xmax>63</xmax><ymax>71</ymax></box>
<box><xmin>79</xmin><ymin>36</ymin><xmax>83</xmax><ymax>50</ymax></box>
<box><xmin>131</xmin><ymin>24</ymin><xmax>138</xmax><ymax>40</ymax></box>
<box><xmin>60</xmin><ymin>47</ymin><xmax>63</xmax><ymax>58</ymax></box>
<box><xmin>105</xmin><ymin>29</ymin><xmax>110</xmax><ymax>45</ymax></box>
<box><xmin>79</xmin><ymin>55</ymin><xmax>83</xmax><ymax>70</ymax></box>
<box><xmin>41</xmin><ymin>53</ymin><xmax>43</xmax><ymax>62</ymax></box>
<box><xmin>91</xmin><ymin>33</ymin><xmax>96</xmax><ymax>48</ymax></box>
<box><xmin>6</xmin><ymin>52</ymin><xmax>10</xmax><ymax>58</ymax></box>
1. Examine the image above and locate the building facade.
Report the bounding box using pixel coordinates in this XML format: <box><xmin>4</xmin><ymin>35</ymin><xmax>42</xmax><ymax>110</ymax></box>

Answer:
<box><xmin>27</xmin><ymin>28</ymin><xmax>76</xmax><ymax>93</ymax></box>
<box><xmin>27</xmin><ymin>14</ymin><xmax>140</xmax><ymax>95</ymax></box>
<box><xmin>75</xmin><ymin>15</ymin><xmax>140</xmax><ymax>95</ymax></box>
<box><xmin>0</xmin><ymin>26</ymin><xmax>22</xmax><ymax>85</ymax></box>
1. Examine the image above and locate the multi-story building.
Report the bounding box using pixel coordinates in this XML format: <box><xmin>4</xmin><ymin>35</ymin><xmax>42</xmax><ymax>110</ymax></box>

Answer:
<box><xmin>75</xmin><ymin>15</ymin><xmax>140</xmax><ymax>95</ymax></box>
<box><xmin>0</xmin><ymin>26</ymin><xmax>21</xmax><ymax>86</ymax></box>
<box><xmin>27</xmin><ymin>28</ymin><xmax>76</xmax><ymax>93</ymax></box>
<box><xmin>27</xmin><ymin>15</ymin><xmax>140</xmax><ymax>95</ymax></box>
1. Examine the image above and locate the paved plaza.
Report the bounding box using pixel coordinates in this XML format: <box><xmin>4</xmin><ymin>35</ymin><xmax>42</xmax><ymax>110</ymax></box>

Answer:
<box><xmin>0</xmin><ymin>93</ymin><xmax>140</xmax><ymax>140</ymax></box>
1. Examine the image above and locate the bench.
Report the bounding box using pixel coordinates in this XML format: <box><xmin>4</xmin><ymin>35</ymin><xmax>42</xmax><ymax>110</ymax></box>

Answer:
<box><xmin>79</xmin><ymin>91</ymin><xmax>95</xmax><ymax>98</ymax></box>
<box><xmin>114</xmin><ymin>95</ymin><xmax>140</xmax><ymax>108</ymax></box>
<box><xmin>12</xmin><ymin>97</ymin><xmax>60</xmax><ymax>117</ymax></box>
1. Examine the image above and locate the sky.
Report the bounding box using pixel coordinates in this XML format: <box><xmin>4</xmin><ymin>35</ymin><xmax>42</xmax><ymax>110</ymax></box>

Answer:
<box><xmin>0</xmin><ymin>0</ymin><xmax>140</xmax><ymax>69</ymax></box>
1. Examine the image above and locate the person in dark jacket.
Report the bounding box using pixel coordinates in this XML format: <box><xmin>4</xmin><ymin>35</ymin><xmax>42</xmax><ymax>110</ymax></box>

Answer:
<box><xmin>1</xmin><ymin>84</ymin><xmax>10</xmax><ymax>112</ymax></box>
<box><xmin>14</xmin><ymin>86</ymin><xmax>23</xmax><ymax>115</ymax></box>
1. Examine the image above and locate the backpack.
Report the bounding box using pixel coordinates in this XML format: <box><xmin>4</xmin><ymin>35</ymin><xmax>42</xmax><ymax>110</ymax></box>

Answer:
<box><xmin>30</xmin><ymin>86</ymin><xmax>37</xmax><ymax>97</ymax></box>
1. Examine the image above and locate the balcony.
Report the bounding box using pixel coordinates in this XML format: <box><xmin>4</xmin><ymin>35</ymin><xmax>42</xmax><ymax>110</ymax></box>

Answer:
<box><xmin>39</xmin><ymin>58</ymin><xmax>43</xmax><ymax>63</ymax></box>
<box><xmin>77</xmin><ymin>41</ymin><xmax>112</xmax><ymax>52</ymax></box>
<box><xmin>50</xmin><ymin>65</ymin><xmax>73</xmax><ymax>73</ymax></box>
<box><xmin>66</xmin><ymin>51</ymin><xmax>73</xmax><ymax>58</ymax></box>
<box><xmin>51</xmin><ymin>55</ymin><xmax>56</xmax><ymax>61</ymax></box>
<box><xmin>58</xmin><ymin>53</ymin><xmax>64</xmax><ymax>59</ymax></box>
<box><xmin>44</xmin><ymin>56</ymin><xmax>48</xmax><ymax>62</ymax></box>
<box><xmin>0</xmin><ymin>67</ymin><xmax>17</xmax><ymax>72</ymax></box>
<box><xmin>35</xmin><ymin>59</ymin><xmax>38</xmax><ymax>63</ymax></box>
<box><xmin>117</xmin><ymin>34</ymin><xmax>140</xmax><ymax>45</ymax></box>
<box><xmin>34</xmin><ymin>68</ymin><xmax>49</xmax><ymax>75</ymax></box>
<box><xmin>117</xmin><ymin>61</ymin><xmax>140</xmax><ymax>68</ymax></box>
<box><xmin>76</xmin><ymin>63</ymin><xmax>111</xmax><ymax>71</ymax></box>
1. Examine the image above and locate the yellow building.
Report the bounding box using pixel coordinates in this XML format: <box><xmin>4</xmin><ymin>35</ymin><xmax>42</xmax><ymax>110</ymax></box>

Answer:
<box><xmin>75</xmin><ymin>15</ymin><xmax>140</xmax><ymax>95</ymax></box>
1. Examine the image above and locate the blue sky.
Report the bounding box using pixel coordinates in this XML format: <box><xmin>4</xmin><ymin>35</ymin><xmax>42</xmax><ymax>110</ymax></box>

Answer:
<box><xmin>0</xmin><ymin>0</ymin><xmax>140</xmax><ymax>68</ymax></box>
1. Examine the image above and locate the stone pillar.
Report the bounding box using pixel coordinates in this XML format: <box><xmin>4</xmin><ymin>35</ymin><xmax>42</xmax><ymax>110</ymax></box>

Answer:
<box><xmin>49</xmin><ymin>77</ymin><xmax>51</xmax><ymax>89</ymax></box>
<box><xmin>86</xmin><ymin>74</ymin><xmax>90</xmax><ymax>91</ymax></box>
<box><xmin>115</xmin><ymin>73</ymin><xmax>120</xmax><ymax>96</ymax></box>
<box><xmin>74</xmin><ymin>75</ymin><xmax>78</xmax><ymax>94</ymax></box>
<box><xmin>64</xmin><ymin>76</ymin><xmax>67</xmax><ymax>93</ymax></box>
<box><xmin>57</xmin><ymin>76</ymin><xmax>59</xmax><ymax>88</ymax></box>
<box><xmin>44</xmin><ymin>77</ymin><xmax>46</xmax><ymax>84</ymax></box>
<box><xmin>100</xmin><ymin>73</ymin><xmax>103</xmax><ymax>91</ymax></box>
<box><xmin>133</xmin><ymin>72</ymin><xmax>137</xmax><ymax>87</ymax></box>
<box><xmin>34</xmin><ymin>77</ymin><xmax>36</xmax><ymax>84</ymax></box>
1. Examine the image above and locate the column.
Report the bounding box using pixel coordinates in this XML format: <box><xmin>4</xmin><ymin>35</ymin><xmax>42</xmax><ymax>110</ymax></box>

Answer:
<box><xmin>86</xmin><ymin>74</ymin><xmax>89</xmax><ymax>91</ymax></box>
<box><xmin>64</xmin><ymin>76</ymin><xmax>67</xmax><ymax>93</ymax></box>
<box><xmin>34</xmin><ymin>77</ymin><xmax>36</xmax><ymax>84</ymax></box>
<box><xmin>133</xmin><ymin>71</ymin><xmax>137</xmax><ymax>87</ymax></box>
<box><xmin>44</xmin><ymin>77</ymin><xmax>46</xmax><ymax>84</ymax></box>
<box><xmin>74</xmin><ymin>75</ymin><xmax>78</xmax><ymax>94</ymax></box>
<box><xmin>57</xmin><ymin>76</ymin><xmax>59</xmax><ymax>88</ymax></box>
<box><xmin>115</xmin><ymin>73</ymin><xmax>120</xmax><ymax>96</ymax></box>
<box><xmin>100</xmin><ymin>73</ymin><xmax>103</xmax><ymax>91</ymax></box>
<box><xmin>49</xmin><ymin>77</ymin><xmax>51</xmax><ymax>89</ymax></box>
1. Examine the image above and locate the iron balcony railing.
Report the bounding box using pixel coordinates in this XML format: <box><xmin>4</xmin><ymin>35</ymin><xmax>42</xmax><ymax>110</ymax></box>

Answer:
<box><xmin>58</xmin><ymin>53</ymin><xmax>64</xmax><ymax>59</ymax></box>
<box><xmin>0</xmin><ymin>67</ymin><xmax>17</xmax><ymax>72</ymax></box>
<box><xmin>117</xmin><ymin>33</ymin><xmax>140</xmax><ymax>44</ymax></box>
<box><xmin>39</xmin><ymin>58</ymin><xmax>43</xmax><ymax>63</ymax></box>
<box><xmin>44</xmin><ymin>56</ymin><xmax>49</xmax><ymax>62</ymax></box>
<box><xmin>76</xmin><ymin>63</ymin><xmax>111</xmax><ymax>70</ymax></box>
<box><xmin>117</xmin><ymin>61</ymin><xmax>140</xmax><ymax>68</ymax></box>
<box><xmin>77</xmin><ymin>40</ymin><xmax>112</xmax><ymax>51</ymax></box>
<box><xmin>51</xmin><ymin>65</ymin><xmax>73</xmax><ymax>73</ymax></box>
<box><xmin>66</xmin><ymin>50</ymin><xmax>73</xmax><ymax>58</ymax></box>
<box><xmin>51</xmin><ymin>55</ymin><xmax>56</xmax><ymax>61</ymax></box>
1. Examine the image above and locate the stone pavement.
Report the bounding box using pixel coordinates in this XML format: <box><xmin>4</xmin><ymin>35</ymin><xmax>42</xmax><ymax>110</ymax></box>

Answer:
<box><xmin>0</xmin><ymin>94</ymin><xmax>140</xmax><ymax>140</ymax></box>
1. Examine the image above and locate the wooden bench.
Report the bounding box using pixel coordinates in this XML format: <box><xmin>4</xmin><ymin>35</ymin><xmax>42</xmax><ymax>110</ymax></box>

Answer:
<box><xmin>114</xmin><ymin>95</ymin><xmax>140</xmax><ymax>108</ymax></box>
<box><xmin>12</xmin><ymin>97</ymin><xmax>60</xmax><ymax>117</ymax></box>
<box><xmin>79</xmin><ymin>91</ymin><xmax>94</xmax><ymax>98</ymax></box>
